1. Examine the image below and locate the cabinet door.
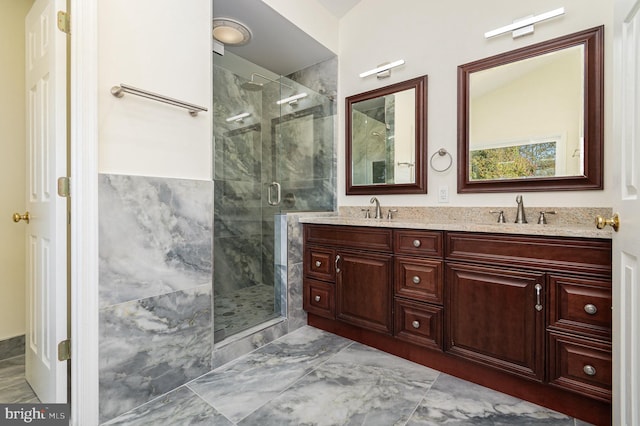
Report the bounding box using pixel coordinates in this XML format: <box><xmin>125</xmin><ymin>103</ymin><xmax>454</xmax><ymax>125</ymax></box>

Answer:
<box><xmin>336</xmin><ymin>249</ymin><xmax>393</xmax><ymax>334</ymax></box>
<box><xmin>446</xmin><ymin>262</ymin><xmax>545</xmax><ymax>381</ymax></box>
<box><xmin>303</xmin><ymin>278</ymin><xmax>335</xmax><ymax>319</ymax></box>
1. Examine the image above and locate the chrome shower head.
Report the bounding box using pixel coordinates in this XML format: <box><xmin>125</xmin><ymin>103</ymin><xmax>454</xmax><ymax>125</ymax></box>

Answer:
<box><xmin>240</xmin><ymin>80</ymin><xmax>264</xmax><ymax>91</ymax></box>
<box><xmin>240</xmin><ymin>73</ymin><xmax>293</xmax><ymax>91</ymax></box>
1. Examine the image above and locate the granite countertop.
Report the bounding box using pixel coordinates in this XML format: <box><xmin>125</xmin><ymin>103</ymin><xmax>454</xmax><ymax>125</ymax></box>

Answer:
<box><xmin>298</xmin><ymin>215</ymin><xmax>612</xmax><ymax>239</ymax></box>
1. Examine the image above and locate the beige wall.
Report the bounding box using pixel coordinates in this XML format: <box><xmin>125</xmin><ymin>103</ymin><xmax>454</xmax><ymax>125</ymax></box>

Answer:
<box><xmin>338</xmin><ymin>0</ymin><xmax>614</xmax><ymax>207</ymax></box>
<box><xmin>0</xmin><ymin>0</ymin><xmax>34</xmax><ymax>341</ymax></box>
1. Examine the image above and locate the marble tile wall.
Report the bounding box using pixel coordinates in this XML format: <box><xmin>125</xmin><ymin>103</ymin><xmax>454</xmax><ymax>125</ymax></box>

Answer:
<box><xmin>98</xmin><ymin>174</ymin><xmax>213</xmax><ymax>423</ymax></box>
<box><xmin>212</xmin><ymin>57</ymin><xmax>336</xmax><ymax>340</ymax></box>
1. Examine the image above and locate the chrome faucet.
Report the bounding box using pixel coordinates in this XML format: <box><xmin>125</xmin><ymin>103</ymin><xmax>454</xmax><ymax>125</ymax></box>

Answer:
<box><xmin>515</xmin><ymin>195</ymin><xmax>527</xmax><ymax>224</ymax></box>
<box><xmin>370</xmin><ymin>197</ymin><xmax>382</xmax><ymax>219</ymax></box>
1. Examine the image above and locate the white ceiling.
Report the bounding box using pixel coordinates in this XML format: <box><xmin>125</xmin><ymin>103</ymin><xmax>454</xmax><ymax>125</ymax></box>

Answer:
<box><xmin>213</xmin><ymin>0</ymin><xmax>360</xmax><ymax>75</ymax></box>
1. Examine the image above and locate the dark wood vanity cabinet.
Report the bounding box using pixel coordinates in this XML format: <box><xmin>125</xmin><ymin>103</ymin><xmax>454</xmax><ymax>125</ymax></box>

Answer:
<box><xmin>445</xmin><ymin>232</ymin><xmax>612</xmax><ymax>402</ymax></box>
<box><xmin>303</xmin><ymin>225</ymin><xmax>394</xmax><ymax>334</ymax></box>
<box><xmin>393</xmin><ymin>230</ymin><xmax>444</xmax><ymax>349</ymax></box>
<box><xmin>336</xmin><ymin>250</ymin><xmax>393</xmax><ymax>334</ymax></box>
<box><xmin>446</xmin><ymin>262</ymin><xmax>545</xmax><ymax>381</ymax></box>
<box><xmin>303</xmin><ymin>224</ymin><xmax>612</xmax><ymax>424</ymax></box>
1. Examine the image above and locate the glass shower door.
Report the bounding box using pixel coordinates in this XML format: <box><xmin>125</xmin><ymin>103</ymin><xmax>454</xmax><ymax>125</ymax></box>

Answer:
<box><xmin>213</xmin><ymin>61</ymin><xmax>333</xmax><ymax>343</ymax></box>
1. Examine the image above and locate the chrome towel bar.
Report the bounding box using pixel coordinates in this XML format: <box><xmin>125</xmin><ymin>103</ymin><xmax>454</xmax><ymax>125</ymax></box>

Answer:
<box><xmin>110</xmin><ymin>83</ymin><xmax>208</xmax><ymax>117</ymax></box>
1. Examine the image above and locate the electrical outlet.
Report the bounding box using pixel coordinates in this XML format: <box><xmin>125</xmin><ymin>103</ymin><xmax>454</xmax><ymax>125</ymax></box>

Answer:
<box><xmin>438</xmin><ymin>185</ymin><xmax>449</xmax><ymax>203</ymax></box>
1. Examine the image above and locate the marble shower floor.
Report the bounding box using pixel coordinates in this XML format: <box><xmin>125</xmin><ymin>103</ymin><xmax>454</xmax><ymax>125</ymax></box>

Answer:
<box><xmin>103</xmin><ymin>326</ymin><xmax>595</xmax><ymax>426</ymax></box>
<box><xmin>0</xmin><ymin>355</ymin><xmax>40</xmax><ymax>404</ymax></box>
<box><xmin>214</xmin><ymin>284</ymin><xmax>278</xmax><ymax>341</ymax></box>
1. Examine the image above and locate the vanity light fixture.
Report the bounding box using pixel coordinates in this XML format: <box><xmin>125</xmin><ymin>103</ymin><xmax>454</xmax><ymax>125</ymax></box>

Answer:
<box><xmin>276</xmin><ymin>93</ymin><xmax>308</xmax><ymax>106</ymax></box>
<box><xmin>225</xmin><ymin>112</ymin><xmax>251</xmax><ymax>123</ymax></box>
<box><xmin>359</xmin><ymin>60</ymin><xmax>405</xmax><ymax>79</ymax></box>
<box><xmin>484</xmin><ymin>7</ymin><xmax>565</xmax><ymax>39</ymax></box>
<box><xmin>212</xmin><ymin>18</ymin><xmax>252</xmax><ymax>46</ymax></box>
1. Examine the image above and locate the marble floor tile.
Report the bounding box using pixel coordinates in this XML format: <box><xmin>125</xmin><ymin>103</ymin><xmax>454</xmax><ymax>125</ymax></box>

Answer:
<box><xmin>406</xmin><ymin>373</ymin><xmax>574</xmax><ymax>425</ymax></box>
<box><xmin>102</xmin><ymin>386</ymin><xmax>231</xmax><ymax>426</ymax></box>
<box><xmin>0</xmin><ymin>335</ymin><xmax>25</xmax><ymax>361</ymax></box>
<box><xmin>238</xmin><ymin>342</ymin><xmax>440</xmax><ymax>426</ymax></box>
<box><xmin>99</xmin><ymin>326</ymin><xmax>594</xmax><ymax>425</ymax></box>
<box><xmin>0</xmin><ymin>356</ymin><xmax>39</xmax><ymax>404</ymax></box>
<box><xmin>188</xmin><ymin>326</ymin><xmax>352</xmax><ymax>423</ymax></box>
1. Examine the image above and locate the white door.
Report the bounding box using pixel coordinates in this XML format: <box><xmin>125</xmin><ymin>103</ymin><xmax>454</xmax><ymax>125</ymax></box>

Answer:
<box><xmin>613</xmin><ymin>0</ymin><xmax>640</xmax><ymax>424</ymax></box>
<box><xmin>24</xmin><ymin>0</ymin><xmax>68</xmax><ymax>403</ymax></box>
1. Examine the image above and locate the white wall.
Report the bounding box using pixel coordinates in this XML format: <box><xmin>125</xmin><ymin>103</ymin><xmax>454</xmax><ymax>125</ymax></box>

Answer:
<box><xmin>262</xmin><ymin>0</ymin><xmax>339</xmax><ymax>54</ymax></box>
<box><xmin>338</xmin><ymin>0</ymin><xmax>614</xmax><ymax>207</ymax></box>
<box><xmin>0</xmin><ymin>0</ymin><xmax>33</xmax><ymax>341</ymax></box>
<box><xmin>98</xmin><ymin>0</ymin><xmax>212</xmax><ymax>180</ymax></box>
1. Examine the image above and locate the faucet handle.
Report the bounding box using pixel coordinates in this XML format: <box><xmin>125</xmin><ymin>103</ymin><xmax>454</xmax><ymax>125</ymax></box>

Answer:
<box><xmin>489</xmin><ymin>210</ymin><xmax>506</xmax><ymax>223</ymax></box>
<box><xmin>387</xmin><ymin>209</ymin><xmax>398</xmax><ymax>220</ymax></box>
<box><xmin>361</xmin><ymin>208</ymin><xmax>371</xmax><ymax>219</ymax></box>
<box><xmin>537</xmin><ymin>211</ymin><xmax>557</xmax><ymax>224</ymax></box>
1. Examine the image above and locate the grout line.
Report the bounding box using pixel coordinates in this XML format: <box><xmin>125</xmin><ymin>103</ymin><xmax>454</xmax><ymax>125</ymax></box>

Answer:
<box><xmin>226</xmin><ymin>334</ymin><xmax>356</xmax><ymax>424</ymax></box>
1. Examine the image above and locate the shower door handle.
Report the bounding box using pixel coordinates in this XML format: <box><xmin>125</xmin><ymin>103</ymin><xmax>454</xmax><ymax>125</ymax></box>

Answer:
<box><xmin>268</xmin><ymin>181</ymin><xmax>281</xmax><ymax>206</ymax></box>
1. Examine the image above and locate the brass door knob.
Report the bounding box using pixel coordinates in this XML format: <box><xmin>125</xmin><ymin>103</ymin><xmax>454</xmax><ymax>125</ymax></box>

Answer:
<box><xmin>595</xmin><ymin>213</ymin><xmax>619</xmax><ymax>232</ymax></box>
<box><xmin>13</xmin><ymin>211</ymin><xmax>30</xmax><ymax>224</ymax></box>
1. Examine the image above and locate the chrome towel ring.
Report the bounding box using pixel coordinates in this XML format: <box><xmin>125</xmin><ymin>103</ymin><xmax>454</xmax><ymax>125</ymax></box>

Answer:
<box><xmin>430</xmin><ymin>148</ymin><xmax>453</xmax><ymax>172</ymax></box>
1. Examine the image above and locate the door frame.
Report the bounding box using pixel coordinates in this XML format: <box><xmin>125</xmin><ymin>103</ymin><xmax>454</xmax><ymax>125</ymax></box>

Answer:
<box><xmin>69</xmin><ymin>0</ymin><xmax>99</xmax><ymax>424</ymax></box>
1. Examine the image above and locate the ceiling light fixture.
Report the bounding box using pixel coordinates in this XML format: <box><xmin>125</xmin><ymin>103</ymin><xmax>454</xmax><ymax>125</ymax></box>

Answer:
<box><xmin>212</xmin><ymin>18</ymin><xmax>252</xmax><ymax>46</ymax></box>
<box><xmin>484</xmin><ymin>7</ymin><xmax>565</xmax><ymax>39</ymax></box>
<box><xmin>359</xmin><ymin>60</ymin><xmax>405</xmax><ymax>79</ymax></box>
<box><xmin>276</xmin><ymin>93</ymin><xmax>308</xmax><ymax>106</ymax></box>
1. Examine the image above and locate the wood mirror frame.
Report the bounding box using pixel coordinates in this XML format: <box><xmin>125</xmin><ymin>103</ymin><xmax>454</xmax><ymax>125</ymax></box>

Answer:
<box><xmin>457</xmin><ymin>26</ymin><xmax>604</xmax><ymax>193</ymax></box>
<box><xmin>346</xmin><ymin>75</ymin><xmax>428</xmax><ymax>195</ymax></box>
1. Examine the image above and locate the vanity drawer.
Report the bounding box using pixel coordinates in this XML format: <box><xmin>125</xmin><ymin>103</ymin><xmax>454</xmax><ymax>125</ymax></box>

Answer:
<box><xmin>303</xmin><ymin>278</ymin><xmax>335</xmax><ymax>319</ymax></box>
<box><xmin>394</xmin><ymin>298</ymin><xmax>443</xmax><ymax>350</ymax></box>
<box><xmin>394</xmin><ymin>230</ymin><xmax>443</xmax><ymax>257</ymax></box>
<box><xmin>395</xmin><ymin>257</ymin><xmax>443</xmax><ymax>304</ymax></box>
<box><xmin>445</xmin><ymin>232</ymin><xmax>612</xmax><ymax>277</ymax></box>
<box><xmin>304</xmin><ymin>247</ymin><xmax>335</xmax><ymax>281</ymax></box>
<box><xmin>305</xmin><ymin>225</ymin><xmax>393</xmax><ymax>252</ymax></box>
<box><xmin>548</xmin><ymin>274</ymin><xmax>612</xmax><ymax>340</ymax></box>
<box><xmin>548</xmin><ymin>332</ymin><xmax>612</xmax><ymax>402</ymax></box>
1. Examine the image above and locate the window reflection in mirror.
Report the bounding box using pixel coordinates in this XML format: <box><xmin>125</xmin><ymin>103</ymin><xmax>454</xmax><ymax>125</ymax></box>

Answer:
<box><xmin>346</xmin><ymin>75</ymin><xmax>427</xmax><ymax>195</ymax></box>
<box><xmin>457</xmin><ymin>26</ymin><xmax>604</xmax><ymax>193</ymax></box>
<box><xmin>469</xmin><ymin>45</ymin><xmax>584</xmax><ymax>181</ymax></box>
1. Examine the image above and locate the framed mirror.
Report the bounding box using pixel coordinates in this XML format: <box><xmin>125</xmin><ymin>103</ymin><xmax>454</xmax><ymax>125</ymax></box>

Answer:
<box><xmin>346</xmin><ymin>75</ymin><xmax>428</xmax><ymax>195</ymax></box>
<box><xmin>457</xmin><ymin>26</ymin><xmax>604</xmax><ymax>193</ymax></box>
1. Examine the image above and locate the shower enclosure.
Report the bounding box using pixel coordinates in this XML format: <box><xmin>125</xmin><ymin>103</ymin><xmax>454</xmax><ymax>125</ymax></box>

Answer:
<box><xmin>212</xmin><ymin>54</ymin><xmax>334</xmax><ymax>342</ymax></box>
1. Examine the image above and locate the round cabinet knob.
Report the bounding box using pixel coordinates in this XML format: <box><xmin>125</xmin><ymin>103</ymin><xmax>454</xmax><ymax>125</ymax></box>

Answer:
<box><xmin>412</xmin><ymin>276</ymin><xmax>421</xmax><ymax>284</ymax></box>
<box><xmin>584</xmin><ymin>304</ymin><xmax>598</xmax><ymax>315</ymax></box>
<box><xmin>315</xmin><ymin>260</ymin><xmax>322</xmax><ymax>268</ymax></box>
<box><xmin>583</xmin><ymin>365</ymin><xmax>597</xmax><ymax>376</ymax></box>
<box><xmin>314</xmin><ymin>295</ymin><xmax>321</xmax><ymax>302</ymax></box>
<box><xmin>412</xmin><ymin>239</ymin><xmax>421</xmax><ymax>248</ymax></box>
<box><xmin>412</xmin><ymin>320</ymin><xmax>420</xmax><ymax>329</ymax></box>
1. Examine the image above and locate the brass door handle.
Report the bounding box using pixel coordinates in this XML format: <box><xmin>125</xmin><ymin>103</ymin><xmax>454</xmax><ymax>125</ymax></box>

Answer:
<box><xmin>595</xmin><ymin>213</ymin><xmax>619</xmax><ymax>232</ymax></box>
<box><xmin>13</xmin><ymin>211</ymin><xmax>30</xmax><ymax>224</ymax></box>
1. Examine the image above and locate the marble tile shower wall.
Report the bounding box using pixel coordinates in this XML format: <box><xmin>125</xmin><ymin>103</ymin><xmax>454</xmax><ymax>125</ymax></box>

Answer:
<box><xmin>98</xmin><ymin>174</ymin><xmax>213</xmax><ymax>423</ymax></box>
<box><xmin>213</xmin><ymin>64</ymin><xmax>266</xmax><ymax>297</ymax></box>
<box><xmin>213</xmin><ymin>59</ymin><xmax>336</xmax><ymax>300</ymax></box>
